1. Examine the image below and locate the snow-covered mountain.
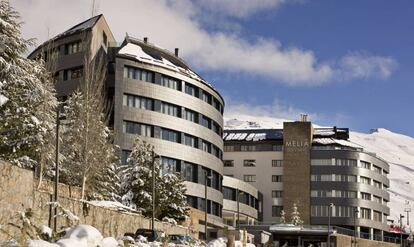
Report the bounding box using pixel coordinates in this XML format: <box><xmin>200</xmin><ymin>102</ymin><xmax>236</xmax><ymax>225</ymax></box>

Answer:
<box><xmin>224</xmin><ymin>116</ymin><xmax>414</xmax><ymax>226</ymax></box>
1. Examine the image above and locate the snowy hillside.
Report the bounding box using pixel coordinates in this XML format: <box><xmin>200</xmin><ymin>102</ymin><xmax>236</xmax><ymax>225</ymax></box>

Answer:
<box><xmin>224</xmin><ymin>116</ymin><xmax>414</xmax><ymax>226</ymax></box>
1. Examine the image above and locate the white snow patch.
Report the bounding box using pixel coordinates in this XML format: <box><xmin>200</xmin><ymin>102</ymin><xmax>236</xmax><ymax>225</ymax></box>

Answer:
<box><xmin>0</xmin><ymin>94</ymin><xmax>8</xmax><ymax>107</ymax></box>
<box><xmin>26</xmin><ymin>240</ymin><xmax>59</xmax><ymax>247</ymax></box>
<box><xmin>57</xmin><ymin>224</ymin><xmax>102</xmax><ymax>247</ymax></box>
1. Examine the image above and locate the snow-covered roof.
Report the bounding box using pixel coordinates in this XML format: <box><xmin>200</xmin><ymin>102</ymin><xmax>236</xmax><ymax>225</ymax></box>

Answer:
<box><xmin>223</xmin><ymin>129</ymin><xmax>283</xmax><ymax>141</ymax></box>
<box><xmin>313</xmin><ymin>138</ymin><xmax>363</xmax><ymax>149</ymax></box>
<box><xmin>117</xmin><ymin>38</ymin><xmax>221</xmax><ymax>96</ymax></box>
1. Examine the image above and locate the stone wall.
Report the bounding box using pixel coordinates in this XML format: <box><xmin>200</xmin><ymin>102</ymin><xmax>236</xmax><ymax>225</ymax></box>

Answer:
<box><xmin>0</xmin><ymin>161</ymin><xmax>187</xmax><ymax>241</ymax></box>
<box><xmin>335</xmin><ymin>234</ymin><xmax>399</xmax><ymax>247</ymax></box>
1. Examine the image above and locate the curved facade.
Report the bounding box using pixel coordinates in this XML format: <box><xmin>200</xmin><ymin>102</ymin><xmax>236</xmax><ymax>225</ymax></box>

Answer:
<box><xmin>310</xmin><ymin>149</ymin><xmax>390</xmax><ymax>235</ymax></box>
<box><xmin>222</xmin><ymin>176</ymin><xmax>260</xmax><ymax>228</ymax></box>
<box><xmin>113</xmin><ymin>37</ymin><xmax>225</xmax><ymax>228</ymax></box>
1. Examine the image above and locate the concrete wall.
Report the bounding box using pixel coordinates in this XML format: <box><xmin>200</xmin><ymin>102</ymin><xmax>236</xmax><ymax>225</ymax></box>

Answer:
<box><xmin>335</xmin><ymin>234</ymin><xmax>398</xmax><ymax>247</ymax></box>
<box><xmin>0</xmin><ymin>161</ymin><xmax>187</xmax><ymax>241</ymax></box>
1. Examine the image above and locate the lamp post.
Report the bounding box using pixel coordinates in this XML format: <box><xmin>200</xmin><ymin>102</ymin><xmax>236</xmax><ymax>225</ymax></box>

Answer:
<box><xmin>328</xmin><ymin>203</ymin><xmax>334</xmax><ymax>247</ymax></box>
<box><xmin>400</xmin><ymin>214</ymin><xmax>405</xmax><ymax>247</ymax></box>
<box><xmin>236</xmin><ymin>189</ymin><xmax>244</xmax><ymax>231</ymax></box>
<box><xmin>354</xmin><ymin>208</ymin><xmax>359</xmax><ymax>247</ymax></box>
<box><xmin>53</xmin><ymin>106</ymin><xmax>60</xmax><ymax>232</ymax></box>
<box><xmin>204</xmin><ymin>171</ymin><xmax>212</xmax><ymax>241</ymax></box>
<box><xmin>405</xmin><ymin>201</ymin><xmax>411</xmax><ymax>226</ymax></box>
<box><xmin>151</xmin><ymin>150</ymin><xmax>160</xmax><ymax>233</ymax></box>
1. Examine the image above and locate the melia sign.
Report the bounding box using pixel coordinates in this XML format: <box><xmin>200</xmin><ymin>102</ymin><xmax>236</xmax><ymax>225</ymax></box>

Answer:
<box><xmin>284</xmin><ymin>139</ymin><xmax>310</xmax><ymax>152</ymax></box>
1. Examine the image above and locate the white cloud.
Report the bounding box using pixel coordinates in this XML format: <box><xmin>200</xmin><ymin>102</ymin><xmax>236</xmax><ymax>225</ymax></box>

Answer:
<box><xmin>11</xmin><ymin>0</ymin><xmax>397</xmax><ymax>86</ymax></box>
<box><xmin>197</xmin><ymin>0</ymin><xmax>292</xmax><ymax>19</ymax></box>
<box><xmin>339</xmin><ymin>52</ymin><xmax>398</xmax><ymax>80</ymax></box>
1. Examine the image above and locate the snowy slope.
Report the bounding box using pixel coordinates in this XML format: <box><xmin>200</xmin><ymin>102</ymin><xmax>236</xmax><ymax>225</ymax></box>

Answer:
<box><xmin>224</xmin><ymin>116</ymin><xmax>414</xmax><ymax>226</ymax></box>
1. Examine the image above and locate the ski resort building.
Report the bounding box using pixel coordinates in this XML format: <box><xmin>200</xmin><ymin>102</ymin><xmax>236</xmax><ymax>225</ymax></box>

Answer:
<box><xmin>223</xmin><ymin>118</ymin><xmax>391</xmax><ymax>240</ymax></box>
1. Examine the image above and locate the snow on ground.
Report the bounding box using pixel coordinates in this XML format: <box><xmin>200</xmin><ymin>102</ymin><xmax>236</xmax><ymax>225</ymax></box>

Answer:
<box><xmin>224</xmin><ymin>116</ymin><xmax>414</xmax><ymax>227</ymax></box>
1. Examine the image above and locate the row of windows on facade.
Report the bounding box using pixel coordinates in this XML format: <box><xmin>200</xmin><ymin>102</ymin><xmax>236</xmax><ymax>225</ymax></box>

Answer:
<box><xmin>124</xmin><ymin>66</ymin><xmax>223</xmax><ymax>114</ymax></box>
<box><xmin>121</xmin><ymin>150</ymin><xmax>222</xmax><ymax>191</ymax></box>
<box><xmin>311</xmin><ymin>205</ymin><xmax>385</xmax><ymax>222</ymax></box>
<box><xmin>310</xmin><ymin>190</ymin><xmax>388</xmax><ymax>204</ymax></box>
<box><xmin>186</xmin><ymin>196</ymin><xmax>222</xmax><ymax>217</ymax></box>
<box><xmin>311</xmin><ymin>159</ymin><xmax>387</xmax><ymax>175</ymax></box>
<box><xmin>123</xmin><ymin>94</ymin><xmax>222</xmax><ymax>136</ymax></box>
<box><xmin>224</xmin><ymin>144</ymin><xmax>283</xmax><ymax>152</ymax></box>
<box><xmin>224</xmin><ymin>159</ymin><xmax>283</xmax><ymax>167</ymax></box>
<box><xmin>222</xmin><ymin>186</ymin><xmax>259</xmax><ymax>210</ymax></box>
<box><xmin>310</xmin><ymin>174</ymin><xmax>388</xmax><ymax>189</ymax></box>
<box><xmin>38</xmin><ymin>40</ymin><xmax>83</xmax><ymax>62</ymax></box>
<box><xmin>312</xmin><ymin>145</ymin><xmax>362</xmax><ymax>151</ymax></box>
<box><xmin>122</xmin><ymin>121</ymin><xmax>223</xmax><ymax>160</ymax></box>
<box><xmin>241</xmin><ymin>175</ymin><xmax>283</xmax><ymax>183</ymax></box>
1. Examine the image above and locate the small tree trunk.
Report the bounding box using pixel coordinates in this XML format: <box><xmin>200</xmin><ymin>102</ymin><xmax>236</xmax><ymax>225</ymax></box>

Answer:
<box><xmin>37</xmin><ymin>161</ymin><xmax>44</xmax><ymax>189</ymax></box>
<box><xmin>81</xmin><ymin>176</ymin><xmax>86</xmax><ymax>200</ymax></box>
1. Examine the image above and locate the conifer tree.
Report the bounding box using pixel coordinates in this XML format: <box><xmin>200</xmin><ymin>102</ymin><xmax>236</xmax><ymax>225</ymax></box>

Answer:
<box><xmin>0</xmin><ymin>1</ymin><xmax>57</xmax><ymax>168</ymax></box>
<box><xmin>290</xmin><ymin>203</ymin><xmax>303</xmax><ymax>226</ymax></box>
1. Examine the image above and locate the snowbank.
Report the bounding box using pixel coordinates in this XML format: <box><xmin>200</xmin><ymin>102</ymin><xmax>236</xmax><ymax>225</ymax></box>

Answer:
<box><xmin>57</xmin><ymin>224</ymin><xmax>103</xmax><ymax>247</ymax></box>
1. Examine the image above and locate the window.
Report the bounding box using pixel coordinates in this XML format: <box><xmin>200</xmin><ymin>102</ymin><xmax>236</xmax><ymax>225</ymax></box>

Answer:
<box><xmin>373</xmin><ymin>180</ymin><xmax>382</xmax><ymax>189</ymax></box>
<box><xmin>160</xmin><ymin>128</ymin><xmax>179</xmax><ymax>142</ymax></box>
<box><xmin>185</xmin><ymin>83</ymin><xmax>197</xmax><ymax>96</ymax></box>
<box><xmin>202</xmin><ymin>140</ymin><xmax>211</xmax><ymax>153</ymax></box>
<box><xmin>123</xmin><ymin>121</ymin><xmax>152</xmax><ymax>137</ymax></box>
<box><xmin>373</xmin><ymin>211</ymin><xmax>382</xmax><ymax>222</ymax></box>
<box><xmin>63</xmin><ymin>67</ymin><xmax>83</xmax><ymax>81</ymax></box>
<box><xmin>373</xmin><ymin>165</ymin><xmax>382</xmax><ymax>174</ymax></box>
<box><xmin>224</xmin><ymin>160</ymin><xmax>234</xmax><ymax>167</ymax></box>
<box><xmin>272</xmin><ymin>191</ymin><xmax>283</xmax><ymax>198</ymax></box>
<box><xmin>272</xmin><ymin>206</ymin><xmax>283</xmax><ymax>217</ymax></box>
<box><xmin>271</xmin><ymin>160</ymin><xmax>283</xmax><ymax>167</ymax></box>
<box><xmin>272</xmin><ymin>175</ymin><xmax>282</xmax><ymax>182</ymax></box>
<box><xmin>184</xmin><ymin>134</ymin><xmax>198</xmax><ymax>148</ymax></box>
<box><xmin>335</xmin><ymin>159</ymin><xmax>357</xmax><ymax>167</ymax></box>
<box><xmin>123</xmin><ymin>66</ymin><xmax>154</xmax><ymax>82</ymax></box>
<box><xmin>64</xmin><ymin>41</ymin><xmax>82</xmax><ymax>55</ymax></box>
<box><xmin>201</xmin><ymin>116</ymin><xmax>211</xmax><ymax>129</ymax></box>
<box><xmin>373</xmin><ymin>196</ymin><xmax>382</xmax><ymax>204</ymax></box>
<box><xmin>123</xmin><ymin>94</ymin><xmax>153</xmax><ymax>110</ymax></box>
<box><xmin>212</xmin><ymin>122</ymin><xmax>221</xmax><ymax>135</ymax></box>
<box><xmin>213</xmin><ymin>98</ymin><xmax>222</xmax><ymax>113</ymax></box>
<box><xmin>360</xmin><ymin>208</ymin><xmax>371</xmax><ymax>219</ymax></box>
<box><xmin>244</xmin><ymin>175</ymin><xmax>256</xmax><ymax>182</ymax></box>
<box><xmin>161</xmin><ymin>157</ymin><xmax>179</xmax><ymax>175</ymax></box>
<box><xmin>360</xmin><ymin>176</ymin><xmax>371</xmax><ymax>185</ymax></box>
<box><xmin>121</xmin><ymin>150</ymin><xmax>131</xmax><ymax>165</ymax></box>
<box><xmin>161</xmin><ymin>102</ymin><xmax>179</xmax><ymax>117</ymax></box>
<box><xmin>184</xmin><ymin>109</ymin><xmax>197</xmax><ymax>123</ymax></box>
<box><xmin>272</xmin><ymin>145</ymin><xmax>283</xmax><ymax>151</ymax></box>
<box><xmin>161</xmin><ymin>75</ymin><xmax>181</xmax><ymax>90</ymax></box>
<box><xmin>243</xmin><ymin>160</ymin><xmax>256</xmax><ymax>167</ymax></box>
<box><xmin>224</xmin><ymin>145</ymin><xmax>234</xmax><ymax>152</ymax></box>
<box><xmin>311</xmin><ymin>159</ymin><xmax>332</xmax><ymax>166</ymax></box>
<box><xmin>241</xmin><ymin>145</ymin><xmax>256</xmax><ymax>151</ymax></box>
<box><xmin>361</xmin><ymin>192</ymin><xmax>371</xmax><ymax>200</ymax></box>
<box><xmin>360</xmin><ymin>161</ymin><xmax>371</xmax><ymax>169</ymax></box>
<box><xmin>182</xmin><ymin>162</ymin><xmax>197</xmax><ymax>183</ymax></box>
<box><xmin>201</xmin><ymin>91</ymin><xmax>212</xmax><ymax>104</ymax></box>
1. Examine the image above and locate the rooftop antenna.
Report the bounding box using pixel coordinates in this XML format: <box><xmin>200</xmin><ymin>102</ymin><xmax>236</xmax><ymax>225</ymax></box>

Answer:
<box><xmin>91</xmin><ymin>0</ymin><xmax>96</xmax><ymax>17</ymax></box>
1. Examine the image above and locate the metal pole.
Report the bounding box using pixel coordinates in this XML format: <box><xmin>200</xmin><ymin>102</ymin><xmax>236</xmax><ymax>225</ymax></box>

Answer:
<box><xmin>238</xmin><ymin>189</ymin><xmax>242</xmax><ymax>230</ymax></box>
<box><xmin>53</xmin><ymin>107</ymin><xmax>60</xmax><ymax>232</ymax></box>
<box><xmin>328</xmin><ymin>204</ymin><xmax>331</xmax><ymax>247</ymax></box>
<box><xmin>204</xmin><ymin>171</ymin><xmax>208</xmax><ymax>241</ymax></box>
<box><xmin>400</xmin><ymin>214</ymin><xmax>404</xmax><ymax>247</ymax></box>
<box><xmin>152</xmin><ymin>150</ymin><xmax>155</xmax><ymax>232</ymax></box>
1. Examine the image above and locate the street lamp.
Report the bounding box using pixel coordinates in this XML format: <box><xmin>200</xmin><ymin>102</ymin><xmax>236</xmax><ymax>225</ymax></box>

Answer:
<box><xmin>236</xmin><ymin>189</ymin><xmax>245</xmax><ymax>231</ymax></box>
<box><xmin>400</xmin><ymin>214</ymin><xmax>405</xmax><ymax>247</ymax></box>
<box><xmin>354</xmin><ymin>208</ymin><xmax>359</xmax><ymax>247</ymax></box>
<box><xmin>151</xmin><ymin>150</ymin><xmax>160</xmax><ymax>233</ymax></box>
<box><xmin>204</xmin><ymin>171</ymin><xmax>212</xmax><ymax>241</ymax></box>
<box><xmin>327</xmin><ymin>203</ymin><xmax>334</xmax><ymax>247</ymax></box>
<box><xmin>53</xmin><ymin>103</ymin><xmax>65</xmax><ymax>232</ymax></box>
<box><xmin>405</xmin><ymin>201</ymin><xmax>411</xmax><ymax>226</ymax></box>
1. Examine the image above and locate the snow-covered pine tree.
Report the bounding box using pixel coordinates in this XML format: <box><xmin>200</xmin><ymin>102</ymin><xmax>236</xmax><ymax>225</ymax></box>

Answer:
<box><xmin>120</xmin><ymin>137</ymin><xmax>189</xmax><ymax>221</ymax></box>
<box><xmin>158</xmin><ymin>172</ymin><xmax>188</xmax><ymax>221</ymax></box>
<box><xmin>119</xmin><ymin>138</ymin><xmax>159</xmax><ymax>212</ymax></box>
<box><xmin>280</xmin><ymin>210</ymin><xmax>286</xmax><ymax>224</ymax></box>
<box><xmin>0</xmin><ymin>1</ymin><xmax>57</xmax><ymax>168</ymax></box>
<box><xmin>290</xmin><ymin>203</ymin><xmax>303</xmax><ymax>226</ymax></box>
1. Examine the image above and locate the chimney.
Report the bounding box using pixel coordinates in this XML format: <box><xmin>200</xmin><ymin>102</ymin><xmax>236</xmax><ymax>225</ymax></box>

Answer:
<box><xmin>175</xmin><ymin>48</ymin><xmax>179</xmax><ymax>57</ymax></box>
<box><xmin>143</xmin><ymin>37</ymin><xmax>148</xmax><ymax>43</ymax></box>
<box><xmin>300</xmin><ymin>114</ymin><xmax>308</xmax><ymax>122</ymax></box>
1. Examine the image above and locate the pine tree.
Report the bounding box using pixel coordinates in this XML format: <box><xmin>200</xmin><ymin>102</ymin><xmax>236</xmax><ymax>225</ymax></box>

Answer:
<box><xmin>0</xmin><ymin>1</ymin><xmax>57</xmax><ymax>168</ymax></box>
<box><xmin>120</xmin><ymin>137</ymin><xmax>188</xmax><ymax>221</ymax></box>
<box><xmin>290</xmin><ymin>203</ymin><xmax>303</xmax><ymax>226</ymax></box>
<box><xmin>280</xmin><ymin>210</ymin><xmax>286</xmax><ymax>224</ymax></box>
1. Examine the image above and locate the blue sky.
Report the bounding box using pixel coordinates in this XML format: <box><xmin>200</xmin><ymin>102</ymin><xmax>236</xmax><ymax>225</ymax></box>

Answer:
<box><xmin>13</xmin><ymin>0</ymin><xmax>414</xmax><ymax>136</ymax></box>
